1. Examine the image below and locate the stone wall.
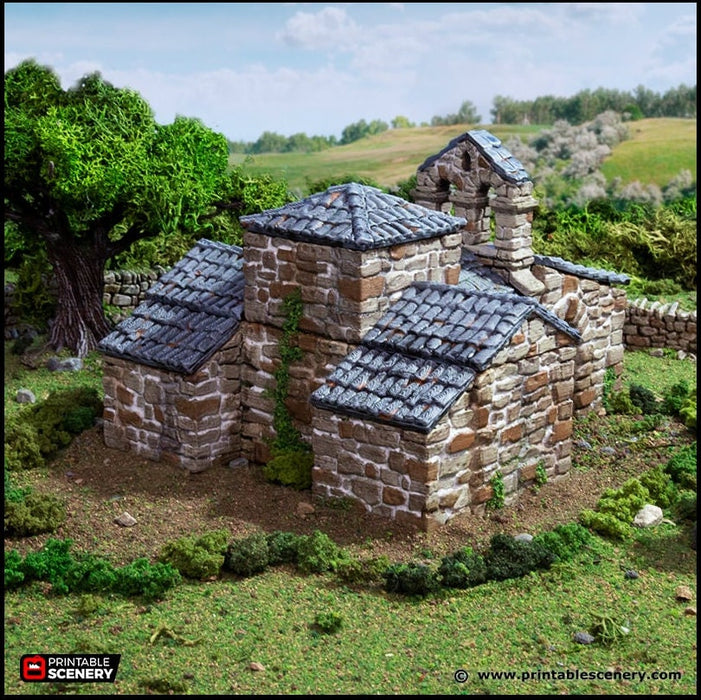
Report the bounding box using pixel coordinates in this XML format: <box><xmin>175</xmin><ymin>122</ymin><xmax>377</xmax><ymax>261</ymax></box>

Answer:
<box><xmin>312</xmin><ymin>319</ymin><xmax>576</xmax><ymax>530</ymax></box>
<box><xmin>102</xmin><ymin>333</ymin><xmax>242</xmax><ymax>472</ymax></box>
<box><xmin>532</xmin><ymin>265</ymin><xmax>629</xmax><ymax>415</ymax></box>
<box><xmin>624</xmin><ymin>298</ymin><xmax>697</xmax><ymax>355</ymax></box>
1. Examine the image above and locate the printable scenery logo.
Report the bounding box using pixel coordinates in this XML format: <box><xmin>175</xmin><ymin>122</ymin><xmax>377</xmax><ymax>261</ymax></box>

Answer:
<box><xmin>20</xmin><ymin>654</ymin><xmax>121</xmax><ymax>683</ymax></box>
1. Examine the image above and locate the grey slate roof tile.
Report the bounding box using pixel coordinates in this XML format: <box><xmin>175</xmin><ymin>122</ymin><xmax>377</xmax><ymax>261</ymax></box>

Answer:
<box><xmin>533</xmin><ymin>254</ymin><xmax>631</xmax><ymax>286</ymax></box>
<box><xmin>239</xmin><ymin>183</ymin><xmax>466</xmax><ymax>251</ymax></box>
<box><xmin>418</xmin><ymin>130</ymin><xmax>531</xmax><ymax>184</ymax></box>
<box><xmin>99</xmin><ymin>239</ymin><xmax>244</xmax><ymax>375</ymax></box>
<box><xmin>311</xmin><ymin>279</ymin><xmax>582</xmax><ymax>431</ymax></box>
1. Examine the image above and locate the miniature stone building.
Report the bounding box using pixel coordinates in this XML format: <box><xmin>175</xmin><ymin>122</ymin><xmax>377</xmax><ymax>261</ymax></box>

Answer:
<box><xmin>99</xmin><ymin>130</ymin><xmax>630</xmax><ymax>529</ymax></box>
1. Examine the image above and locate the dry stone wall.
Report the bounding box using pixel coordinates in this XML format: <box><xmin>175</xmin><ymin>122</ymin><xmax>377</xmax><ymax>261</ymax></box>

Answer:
<box><xmin>624</xmin><ymin>298</ymin><xmax>697</xmax><ymax>355</ymax></box>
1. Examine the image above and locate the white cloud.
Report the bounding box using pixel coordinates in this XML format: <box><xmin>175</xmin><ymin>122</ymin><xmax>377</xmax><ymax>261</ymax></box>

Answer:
<box><xmin>278</xmin><ymin>6</ymin><xmax>360</xmax><ymax>51</ymax></box>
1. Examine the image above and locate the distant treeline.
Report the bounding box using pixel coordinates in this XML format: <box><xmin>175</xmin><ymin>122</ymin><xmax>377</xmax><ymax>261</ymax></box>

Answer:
<box><xmin>228</xmin><ymin>84</ymin><xmax>695</xmax><ymax>155</ymax></box>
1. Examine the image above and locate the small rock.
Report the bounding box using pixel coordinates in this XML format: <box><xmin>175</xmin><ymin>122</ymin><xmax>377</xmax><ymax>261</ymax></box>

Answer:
<box><xmin>600</xmin><ymin>446</ymin><xmax>616</xmax><ymax>456</ymax></box>
<box><xmin>573</xmin><ymin>632</ymin><xmax>596</xmax><ymax>645</ymax></box>
<box><xmin>249</xmin><ymin>662</ymin><xmax>265</xmax><ymax>672</ymax></box>
<box><xmin>575</xmin><ymin>439</ymin><xmax>592</xmax><ymax>450</ymax></box>
<box><xmin>114</xmin><ymin>512</ymin><xmax>137</xmax><ymax>527</ymax></box>
<box><xmin>296</xmin><ymin>502</ymin><xmax>315</xmax><ymax>517</ymax></box>
<box><xmin>633</xmin><ymin>504</ymin><xmax>663</xmax><ymax>528</ymax></box>
<box><xmin>624</xmin><ymin>569</ymin><xmax>639</xmax><ymax>579</ymax></box>
<box><xmin>514</xmin><ymin>533</ymin><xmax>533</xmax><ymax>543</ymax></box>
<box><xmin>675</xmin><ymin>585</ymin><xmax>693</xmax><ymax>602</ymax></box>
<box><xmin>228</xmin><ymin>457</ymin><xmax>249</xmax><ymax>469</ymax></box>
<box><xmin>46</xmin><ymin>356</ymin><xmax>83</xmax><ymax>372</ymax></box>
<box><xmin>684</xmin><ymin>607</ymin><xmax>696</xmax><ymax>616</ymax></box>
<box><xmin>15</xmin><ymin>388</ymin><xmax>36</xmax><ymax>404</ymax></box>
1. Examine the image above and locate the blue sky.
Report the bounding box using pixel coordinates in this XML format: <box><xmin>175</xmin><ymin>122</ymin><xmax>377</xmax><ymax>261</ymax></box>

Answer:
<box><xmin>4</xmin><ymin>2</ymin><xmax>697</xmax><ymax>142</ymax></box>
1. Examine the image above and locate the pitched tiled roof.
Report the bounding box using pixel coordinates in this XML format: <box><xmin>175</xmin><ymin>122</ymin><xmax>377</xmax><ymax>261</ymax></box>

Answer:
<box><xmin>239</xmin><ymin>182</ymin><xmax>466</xmax><ymax>251</ymax></box>
<box><xmin>98</xmin><ymin>239</ymin><xmax>244</xmax><ymax>374</ymax></box>
<box><xmin>311</xmin><ymin>281</ymin><xmax>581</xmax><ymax>433</ymax></box>
<box><xmin>418</xmin><ymin>129</ymin><xmax>531</xmax><ymax>184</ymax></box>
<box><xmin>533</xmin><ymin>254</ymin><xmax>631</xmax><ymax>287</ymax></box>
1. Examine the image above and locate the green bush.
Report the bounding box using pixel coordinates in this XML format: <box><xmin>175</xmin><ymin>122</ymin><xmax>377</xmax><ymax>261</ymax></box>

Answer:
<box><xmin>296</xmin><ymin>530</ymin><xmax>348</xmax><ymax>575</ymax></box>
<box><xmin>22</xmin><ymin>538</ymin><xmax>76</xmax><ymax>595</ymax></box>
<box><xmin>597</xmin><ymin>478</ymin><xmax>650</xmax><ymax>523</ymax></box>
<box><xmin>438</xmin><ymin>547</ymin><xmax>487</xmax><ymax>589</ymax></box>
<box><xmin>266</xmin><ymin>530</ymin><xmax>303</xmax><ymax>566</ymax></box>
<box><xmin>4</xmin><ymin>421</ymin><xmax>44</xmax><ymax>471</ymax></box>
<box><xmin>673</xmin><ymin>491</ymin><xmax>697</xmax><ymax>522</ymax></box>
<box><xmin>159</xmin><ymin>529</ymin><xmax>230</xmax><ymax>580</ymax></box>
<box><xmin>383</xmin><ymin>562</ymin><xmax>440</xmax><ymax>597</ymax></box>
<box><xmin>112</xmin><ymin>558</ymin><xmax>181</xmax><ymax>601</ymax></box>
<box><xmin>262</xmin><ymin>448</ymin><xmax>314</xmax><ymax>490</ymax></box>
<box><xmin>484</xmin><ymin>534</ymin><xmax>555</xmax><ymax>581</ymax></box>
<box><xmin>660</xmin><ymin>380</ymin><xmax>691</xmax><ymax>416</ymax></box>
<box><xmin>335</xmin><ymin>555</ymin><xmax>391</xmax><ymax>587</ymax></box>
<box><xmin>62</xmin><ymin>406</ymin><xmax>98</xmax><ymax>434</ymax></box>
<box><xmin>606</xmin><ymin>390</ymin><xmax>638</xmax><ymax>415</ymax></box>
<box><xmin>4</xmin><ymin>550</ymin><xmax>26</xmax><ymax>589</ymax></box>
<box><xmin>4</xmin><ymin>491</ymin><xmax>66</xmax><ymax>536</ymax></box>
<box><xmin>580</xmin><ymin>509</ymin><xmax>632</xmax><ymax>540</ymax></box>
<box><xmin>532</xmin><ymin>523</ymin><xmax>594</xmax><ymax>562</ymax></box>
<box><xmin>65</xmin><ymin>554</ymin><xmax>118</xmax><ymax>594</ymax></box>
<box><xmin>664</xmin><ymin>442</ymin><xmax>696</xmax><ymax>490</ymax></box>
<box><xmin>680</xmin><ymin>395</ymin><xmax>696</xmax><ymax>430</ymax></box>
<box><xmin>313</xmin><ymin>610</ymin><xmax>344</xmax><ymax>634</ymax></box>
<box><xmin>628</xmin><ymin>383</ymin><xmax>660</xmax><ymax>415</ymax></box>
<box><xmin>224</xmin><ymin>531</ymin><xmax>270</xmax><ymax>577</ymax></box>
<box><xmin>639</xmin><ymin>466</ymin><xmax>677</xmax><ymax>509</ymax></box>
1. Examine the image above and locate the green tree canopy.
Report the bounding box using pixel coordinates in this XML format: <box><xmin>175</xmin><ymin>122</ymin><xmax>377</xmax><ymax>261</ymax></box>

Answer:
<box><xmin>4</xmin><ymin>59</ymin><xmax>290</xmax><ymax>355</ymax></box>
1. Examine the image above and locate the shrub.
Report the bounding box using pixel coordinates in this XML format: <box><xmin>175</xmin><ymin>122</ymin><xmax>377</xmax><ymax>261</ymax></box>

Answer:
<box><xmin>383</xmin><ymin>562</ymin><xmax>440</xmax><ymax>597</ymax></box>
<box><xmin>438</xmin><ymin>547</ymin><xmax>487</xmax><ymax>589</ymax></box>
<box><xmin>680</xmin><ymin>394</ymin><xmax>696</xmax><ymax>431</ymax></box>
<box><xmin>266</xmin><ymin>530</ymin><xmax>303</xmax><ymax>566</ymax></box>
<box><xmin>4</xmin><ymin>550</ymin><xmax>25</xmax><ymax>589</ymax></box>
<box><xmin>597</xmin><ymin>478</ymin><xmax>650</xmax><ymax>523</ymax></box>
<box><xmin>22</xmin><ymin>538</ymin><xmax>76</xmax><ymax>595</ymax></box>
<box><xmin>224</xmin><ymin>531</ymin><xmax>270</xmax><ymax>577</ymax></box>
<box><xmin>113</xmin><ymin>558</ymin><xmax>181</xmax><ymax>601</ymax></box>
<box><xmin>335</xmin><ymin>555</ymin><xmax>391</xmax><ymax>587</ymax></box>
<box><xmin>660</xmin><ymin>380</ymin><xmax>691</xmax><ymax>416</ymax></box>
<box><xmin>65</xmin><ymin>554</ymin><xmax>118</xmax><ymax>594</ymax></box>
<box><xmin>4</xmin><ymin>421</ymin><xmax>44</xmax><ymax>471</ymax></box>
<box><xmin>673</xmin><ymin>491</ymin><xmax>697</xmax><ymax>522</ymax></box>
<box><xmin>639</xmin><ymin>467</ymin><xmax>677</xmax><ymax>509</ymax></box>
<box><xmin>484</xmin><ymin>534</ymin><xmax>555</xmax><ymax>581</ymax></box>
<box><xmin>664</xmin><ymin>442</ymin><xmax>696</xmax><ymax>490</ymax></box>
<box><xmin>580</xmin><ymin>509</ymin><xmax>632</xmax><ymax>540</ymax></box>
<box><xmin>159</xmin><ymin>530</ymin><xmax>229</xmax><ymax>580</ymax></box>
<box><xmin>313</xmin><ymin>611</ymin><xmax>344</xmax><ymax>634</ymax></box>
<box><xmin>296</xmin><ymin>530</ymin><xmax>348</xmax><ymax>575</ymax></box>
<box><xmin>4</xmin><ymin>491</ymin><xmax>66</xmax><ymax>536</ymax></box>
<box><xmin>628</xmin><ymin>384</ymin><xmax>660</xmax><ymax>415</ymax></box>
<box><xmin>262</xmin><ymin>448</ymin><xmax>314</xmax><ymax>490</ymax></box>
<box><xmin>606</xmin><ymin>390</ymin><xmax>638</xmax><ymax>415</ymax></box>
<box><xmin>532</xmin><ymin>523</ymin><xmax>594</xmax><ymax>562</ymax></box>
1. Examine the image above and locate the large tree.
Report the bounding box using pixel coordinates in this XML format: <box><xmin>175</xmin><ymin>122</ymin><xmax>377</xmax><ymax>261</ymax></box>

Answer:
<box><xmin>4</xmin><ymin>60</ymin><xmax>275</xmax><ymax>356</ymax></box>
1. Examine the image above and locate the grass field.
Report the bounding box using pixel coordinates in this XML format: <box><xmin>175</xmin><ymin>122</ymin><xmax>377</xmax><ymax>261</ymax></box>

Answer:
<box><xmin>230</xmin><ymin>119</ymin><xmax>696</xmax><ymax>195</ymax></box>
<box><xmin>230</xmin><ymin>124</ymin><xmax>543</xmax><ymax>194</ymax></box>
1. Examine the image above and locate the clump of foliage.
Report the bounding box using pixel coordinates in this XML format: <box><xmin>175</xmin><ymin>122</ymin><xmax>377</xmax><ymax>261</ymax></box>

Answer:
<box><xmin>628</xmin><ymin>383</ymin><xmax>660</xmax><ymax>415</ymax></box>
<box><xmin>313</xmin><ymin>611</ymin><xmax>344</xmax><ymax>634</ymax></box>
<box><xmin>223</xmin><ymin>531</ymin><xmax>270</xmax><ymax>577</ymax></box>
<box><xmin>159</xmin><ymin>530</ymin><xmax>230</xmax><ymax>580</ymax></box>
<box><xmin>638</xmin><ymin>466</ymin><xmax>678</xmax><ymax>509</ymax></box>
<box><xmin>335</xmin><ymin>555</ymin><xmax>391</xmax><ymax>587</ymax></box>
<box><xmin>438</xmin><ymin>546</ymin><xmax>487</xmax><ymax>589</ymax></box>
<box><xmin>263</xmin><ymin>449</ymin><xmax>314</xmax><ymax>490</ymax></box>
<box><xmin>486</xmin><ymin>472</ymin><xmax>505</xmax><ymax>510</ymax></box>
<box><xmin>6</xmin><ymin>539</ymin><xmax>181</xmax><ymax>600</ymax></box>
<box><xmin>661</xmin><ymin>380</ymin><xmax>691</xmax><ymax>416</ymax></box>
<box><xmin>4</xmin><ymin>387</ymin><xmax>102</xmax><ymax>471</ymax></box>
<box><xmin>383</xmin><ymin>562</ymin><xmax>440</xmax><ymax>597</ymax></box>
<box><xmin>664</xmin><ymin>442</ymin><xmax>696</xmax><ymax>490</ymax></box>
<box><xmin>263</xmin><ymin>288</ymin><xmax>314</xmax><ymax>489</ymax></box>
<box><xmin>531</xmin><ymin>523</ymin><xmax>594</xmax><ymax>562</ymax></box>
<box><xmin>296</xmin><ymin>530</ymin><xmax>349</xmax><ymax>575</ymax></box>
<box><xmin>590</xmin><ymin>613</ymin><xmax>631</xmax><ymax>646</ymax></box>
<box><xmin>266</xmin><ymin>530</ymin><xmax>303</xmax><ymax>566</ymax></box>
<box><xmin>483</xmin><ymin>534</ymin><xmax>555</xmax><ymax>581</ymax></box>
<box><xmin>4</xmin><ymin>490</ymin><xmax>66</xmax><ymax>537</ymax></box>
<box><xmin>534</xmin><ymin>462</ymin><xmax>548</xmax><ymax>488</ymax></box>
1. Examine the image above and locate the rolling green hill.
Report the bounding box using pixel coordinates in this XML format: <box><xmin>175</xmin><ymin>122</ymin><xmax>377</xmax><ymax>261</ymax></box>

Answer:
<box><xmin>230</xmin><ymin>119</ymin><xmax>696</xmax><ymax>196</ymax></box>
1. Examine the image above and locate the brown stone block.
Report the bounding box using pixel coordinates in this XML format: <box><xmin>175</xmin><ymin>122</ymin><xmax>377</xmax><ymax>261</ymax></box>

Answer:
<box><xmin>524</xmin><ymin>371</ymin><xmax>548</xmax><ymax>393</ymax></box>
<box><xmin>501</xmin><ymin>423</ymin><xmax>523</xmax><ymax>443</ymax></box>
<box><xmin>338</xmin><ymin>276</ymin><xmax>385</xmax><ymax>302</ymax></box>
<box><xmin>383</xmin><ymin>486</ymin><xmax>407</xmax><ymax>506</ymax></box>
<box><xmin>448</xmin><ymin>431</ymin><xmax>476</xmax><ymax>453</ymax></box>
<box><xmin>338</xmin><ymin>422</ymin><xmax>353</xmax><ymax>439</ymax></box>
<box><xmin>519</xmin><ymin>463</ymin><xmax>537</xmax><ymax>482</ymax></box>
<box><xmin>573</xmin><ymin>388</ymin><xmax>596</xmax><ymax>409</ymax></box>
<box><xmin>444</xmin><ymin>265</ymin><xmax>460</xmax><ymax>285</ymax></box>
<box><xmin>175</xmin><ymin>396</ymin><xmax>221</xmax><ymax>420</ymax></box>
<box><xmin>472</xmin><ymin>484</ymin><xmax>494</xmax><ymax>505</ymax></box>
<box><xmin>562</xmin><ymin>275</ymin><xmax>578</xmax><ymax>294</ymax></box>
<box><xmin>551</xmin><ymin>419</ymin><xmax>573</xmax><ymax>442</ymax></box>
<box><xmin>475</xmin><ymin>407</ymin><xmax>489</xmax><ymax>428</ymax></box>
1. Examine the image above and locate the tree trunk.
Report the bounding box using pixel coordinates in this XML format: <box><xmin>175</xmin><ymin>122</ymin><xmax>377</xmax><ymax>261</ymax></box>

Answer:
<box><xmin>46</xmin><ymin>242</ymin><xmax>112</xmax><ymax>357</ymax></box>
